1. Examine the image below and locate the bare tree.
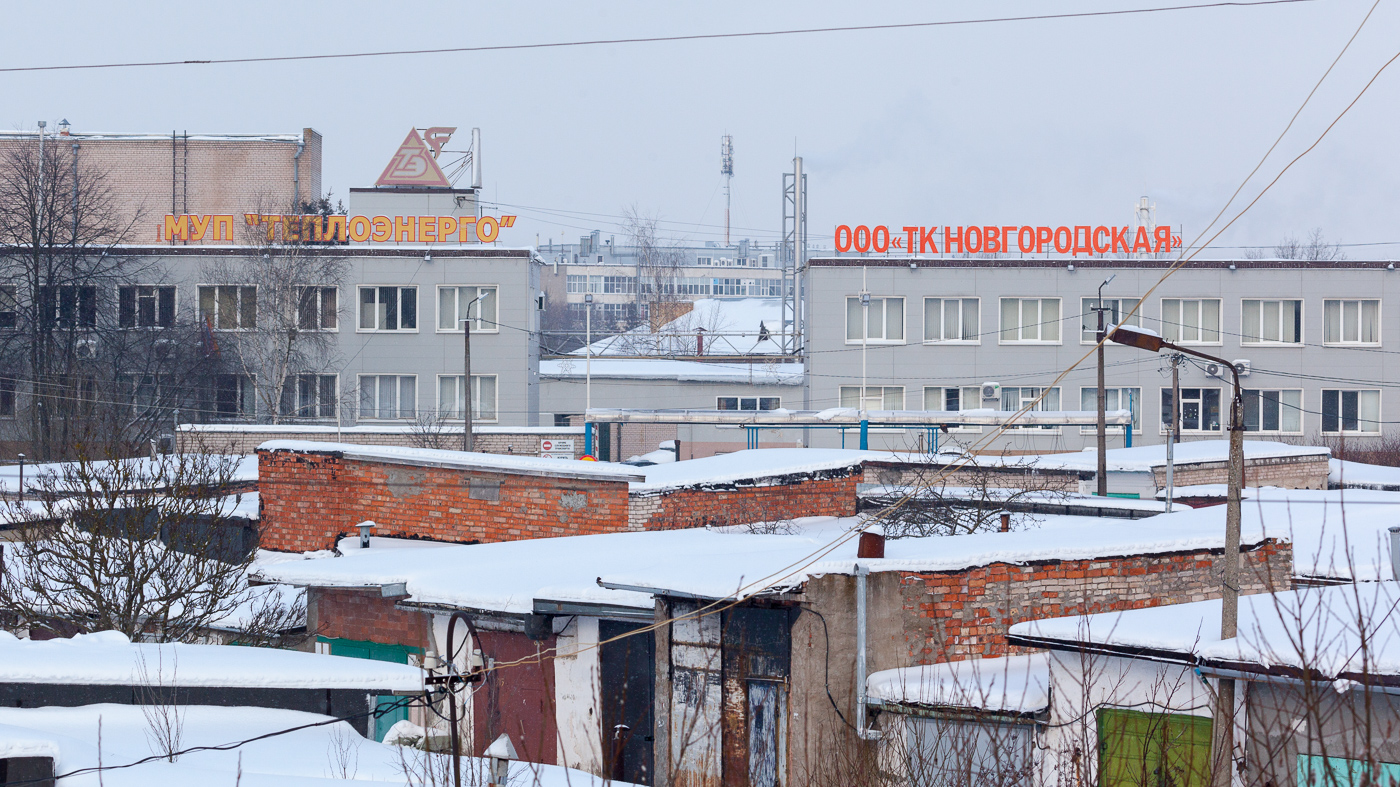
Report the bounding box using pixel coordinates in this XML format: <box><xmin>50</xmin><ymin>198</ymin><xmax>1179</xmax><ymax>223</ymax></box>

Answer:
<box><xmin>0</xmin><ymin>450</ymin><xmax>299</xmax><ymax>642</ymax></box>
<box><xmin>199</xmin><ymin>196</ymin><xmax>348</xmax><ymax>424</ymax></box>
<box><xmin>0</xmin><ymin>130</ymin><xmax>221</xmax><ymax>459</ymax></box>
<box><xmin>871</xmin><ymin>449</ymin><xmax>1072</xmax><ymax>538</ymax></box>
<box><xmin>624</xmin><ymin>207</ymin><xmax>687</xmax><ymax>330</ymax></box>
<box><xmin>136</xmin><ymin>646</ymin><xmax>184</xmax><ymax>762</ymax></box>
<box><xmin>1245</xmin><ymin>227</ymin><xmax>1346</xmax><ymax>261</ymax></box>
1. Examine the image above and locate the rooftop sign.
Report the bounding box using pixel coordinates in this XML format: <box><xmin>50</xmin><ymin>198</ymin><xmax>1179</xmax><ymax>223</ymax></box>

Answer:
<box><xmin>375</xmin><ymin>127</ymin><xmax>454</xmax><ymax>188</ymax></box>
<box><xmin>160</xmin><ymin>212</ymin><xmax>516</xmax><ymax>243</ymax></box>
<box><xmin>834</xmin><ymin>224</ymin><xmax>1181</xmax><ymax>255</ymax></box>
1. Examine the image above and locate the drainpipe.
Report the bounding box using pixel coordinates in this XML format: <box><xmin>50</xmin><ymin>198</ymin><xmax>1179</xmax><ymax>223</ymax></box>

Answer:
<box><xmin>1389</xmin><ymin>526</ymin><xmax>1400</xmax><ymax>580</ymax></box>
<box><xmin>854</xmin><ymin>563</ymin><xmax>882</xmax><ymax>740</ymax></box>
<box><xmin>293</xmin><ymin>138</ymin><xmax>306</xmax><ymax>207</ymax></box>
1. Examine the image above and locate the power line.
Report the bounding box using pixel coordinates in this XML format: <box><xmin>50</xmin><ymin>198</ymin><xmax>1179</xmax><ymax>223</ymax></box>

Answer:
<box><xmin>0</xmin><ymin>2</ymin><xmax>1315</xmax><ymax>75</ymax></box>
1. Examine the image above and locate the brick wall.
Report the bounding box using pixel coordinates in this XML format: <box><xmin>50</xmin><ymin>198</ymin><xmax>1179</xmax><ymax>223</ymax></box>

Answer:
<box><xmin>630</xmin><ymin>474</ymin><xmax>859</xmax><ymax>531</ymax></box>
<box><xmin>898</xmin><ymin>539</ymin><xmax>1292</xmax><ymax>663</ymax></box>
<box><xmin>1152</xmin><ymin>455</ymin><xmax>1329</xmax><ymax>491</ymax></box>
<box><xmin>180</xmin><ymin>429</ymin><xmax>584</xmax><ymax>458</ymax></box>
<box><xmin>310</xmin><ymin>587</ymin><xmax>429</xmax><ymax>650</ymax></box>
<box><xmin>258</xmin><ymin>449</ymin><xmax>631</xmax><ymax>552</ymax></box>
<box><xmin>862</xmin><ymin>461</ymin><xmax>1082</xmax><ymax>491</ymax></box>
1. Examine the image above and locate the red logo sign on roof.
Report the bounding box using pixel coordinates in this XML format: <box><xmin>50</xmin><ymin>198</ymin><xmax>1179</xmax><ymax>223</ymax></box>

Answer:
<box><xmin>375</xmin><ymin>128</ymin><xmax>451</xmax><ymax>188</ymax></box>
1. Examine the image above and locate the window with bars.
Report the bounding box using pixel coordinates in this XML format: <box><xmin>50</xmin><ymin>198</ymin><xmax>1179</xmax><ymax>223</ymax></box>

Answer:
<box><xmin>1081</xmin><ymin>297</ymin><xmax>1140</xmax><ymax>344</ymax></box>
<box><xmin>199</xmin><ymin>285</ymin><xmax>256</xmax><ymax>330</ymax></box>
<box><xmin>0</xmin><ymin>286</ymin><xmax>15</xmax><ymax>329</ymax></box>
<box><xmin>1241</xmin><ymin>299</ymin><xmax>1301</xmax><ymax>344</ymax></box>
<box><xmin>1078</xmin><ymin>387</ymin><xmax>1141</xmax><ymax>433</ymax></box>
<box><xmin>358</xmin><ymin>286</ymin><xmax>417</xmax><ymax>331</ymax></box>
<box><xmin>999</xmin><ymin>298</ymin><xmax>1061</xmax><ymax>343</ymax></box>
<box><xmin>1243</xmin><ymin>389</ymin><xmax>1303</xmax><ymax>433</ymax></box>
<box><xmin>924</xmin><ymin>298</ymin><xmax>979</xmax><ymax>343</ymax></box>
<box><xmin>438</xmin><ymin>374</ymin><xmax>498</xmax><ymax>422</ymax></box>
<box><xmin>846</xmin><ymin>296</ymin><xmax>905</xmax><ymax>343</ymax></box>
<box><xmin>438</xmin><ymin>286</ymin><xmax>498</xmax><ymax>332</ymax></box>
<box><xmin>211</xmin><ymin>374</ymin><xmax>256</xmax><ymax>419</ymax></box>
<box><xmin>0</xmin><ymin>376</ymin><xmax>14</xmax><ymax>417</ymax></box>
<box><xmin>1161</xmin><ymin>388</ymin><xmax>1222</xmax><ymax>433</ymax></box>
<box><xmin>1323</xmin><ymin>300</ymin><xmax>1380</xmax><ymax>345</ymax></box>
<box><xmin>295</xmin><ymin>286</ymin><xmax>338</xmax><ymax>331</ymax></box>
<box><xmin>1322</xmin><ymin>389</ymin><xmax>1380</xmax><ymax>434</ymax></box>
<box><xmin>279</xmin><ymin>374</ymin><xmax>337</xmax><ymax>419</ymax></box>
<box><xmin>119</xmin><ymin>286</ymin><xmax>175</xmax><ymax>329</ymax></box>
<box><xmin>1160</xmin><ymin>299</ymin><xmax>1221</xmax><ymax>344</ymax></box>
<box><xmin>358</xmin><ymin>375</ymin><xmax>416</xmax><ymax>420</ymax></box>
<box><xmin>839</xmin><ymin>386</ymin><xmax>905</xmax><ymax>410</ymax></box>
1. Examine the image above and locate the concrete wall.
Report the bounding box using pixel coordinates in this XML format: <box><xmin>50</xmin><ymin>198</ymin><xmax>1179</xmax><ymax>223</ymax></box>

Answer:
<box><xmin>629</xmin><ymin>473</ymin><xmax>859</xmax><ymax>530</ymax></box>
<box><xmin>807</xmin><ymin>258</ymin><xmax>1400</xmax><ymax>451</ymax></box>
<box><xmin>1151</xmin><ymin>453</ymin><xmax>1329</xmax><ymax>491</ymax></box>
<box><xmin>179</xmin><ymin>425</ymin><xmax>585</xmax><ymax>458</ymax></box>
<box><xmin>554</xmin><ymin>616</ymin><xmax>604</xmax><ymax>774</ymax></box>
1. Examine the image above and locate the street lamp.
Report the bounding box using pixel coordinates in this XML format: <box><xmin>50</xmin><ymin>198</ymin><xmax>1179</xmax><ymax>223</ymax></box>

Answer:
<box><xmin>584</xmin><ymin>293</ymin><xmax>594</xmax><ymax>455</ymax></box>
<box><xmin>459</xmin><ymin>292</ymin><xmax>488</xmax><ymax>452</ymax></box>
<box><xmin>1108</xmin><ymin>323</ymin><xmax>1244</xmax><ymax>786</ymax></box>
<box><xmin>1093</xmin><ymin>274</ymin><xmax>1116</xmax><ymax>496</ymax></box>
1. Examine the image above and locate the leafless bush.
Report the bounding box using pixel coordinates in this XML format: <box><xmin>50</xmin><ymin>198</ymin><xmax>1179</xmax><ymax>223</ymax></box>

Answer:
<box><xmin>873</xmin><ymin>449</ymin><xmax>1070</xmax><ymax>538</ymax></box>
<box><xmin>408</xmin><ymin>411</ymin><xmax>461</xmax><ymax>451</ymax></box>
<box><xmin>135</xmin><ymin>646</ymin><xmax>183</xmax><ymax>762</ymax></box>
<box><xmin>324</xmin><ymin>722</ymin><xmax>361</xmax><ymax>780</ymax></box>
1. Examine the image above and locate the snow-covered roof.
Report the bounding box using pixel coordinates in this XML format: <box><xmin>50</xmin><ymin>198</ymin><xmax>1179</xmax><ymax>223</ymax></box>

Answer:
<box><xmin>182</xmin><ymin>423</ymin><xmax>584</xmax><ymax>435</ymax></box>
<box><xmin>256</xmin><ymin>440</ymin><xmax>644</xmax><ymax>483</ymax></box>
<box><xmin>1010</xmin><ymin>582</ymin><xmax>1400</xmax><ymax>679</ymax></box>
<box><xmin>573</xmin><ymin>298</ymin><xmax>789</xmax><ymax>357</ymax></box>
<box><xmin>1024</xmin><ymin>440</ymin><xmax>1329</xmax><ymax>473</ymax></box>
<box><xmin>631</xmin><ymin>448</ymin><xmax>884</xmax><ymax>493</ymax></box>
<box><xmin>861</xmin><ymin>485</ymin><xmax>1169</xmax><ymax>514</ymax></box>
<box><xmin>0</xmin><ymin>455</ymin><xmax>257</xmax><ymax>496</ymax></box>
<box><xmin>1331</xmin><ymin>458</ymin><xmax>1400</xmax><ymax>490</ymax></box>
<box><xmin>257</xmin><ymin>511</ymin><xmax>1280</xmax><ymax>611</ymax></box>
<box><xmin>540</xmin><ymin>357</ymin><xmax>803</xmax><ymax>385</ymax></box>
<box><xmin>0</xmin><ymin>631</ymin><xmax>423</xmax><ymax>691</ymax></box>
<box><xmin>867</xmin><ymin>653</ymin><xmax>1051</xmax><ymax>714</ymax></box>
<box><xmin>0</xmin><ymin>704</ymin><xmax>629</xmax><ymax>786</ymax></box>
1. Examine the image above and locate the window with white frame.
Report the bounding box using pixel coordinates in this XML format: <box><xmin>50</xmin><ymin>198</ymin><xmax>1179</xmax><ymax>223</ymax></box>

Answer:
<box><xmin>119</xmin><ymin>286</ymin><xmax>175</xmax><ymax>329</ymax></box>
<box><xmin>1323</xmin><ymin>300</ymin><xmax>1380</xmax><ymax>345</ymax></box>
<box><xmin>839</xmin><ymin>386</ymin><xmax>905</xmax><ymax>410</ymax></box>
<box><xmin>357</xmin><ymin>286</ymin><xmax>417</xmax><ymax>332</ymax></box>
<box><xmin>1160</xmin><ymin>299</ymin><xmax>1221</xmax><ymax>344</ymax></box>
<box><xmin>438</xmin><ymin>374</ymin><xmax>497</xmax><ymax>422</ymax></box>
<box><xmin>999</xmin><ymin>298</ymin><xmax>1061</xmax><ymax>343</ymax></box>
<box><xmin>846</xmin><ymin>296</ymin><xmax>905</xmax><ymax>343</ymax></box>
<box><xmin>438</xmin><ymin>286</ymin><xmax>498</xmax><ymax>332</ymax></box>
<box><xmin>120</xmin><ymin>373</ymin><xmax>172</xmax><ymax>415</ymax></box>
<box><xmin>1243</xmin><ymin>389</ymin><xmax>1303</xmax><ymax>433</ymax></box>
<box><xmin>280</xmin><ymin>374</ymin><xmax>336</xmax><ymax>419</ymax></box>
<box><xmin>359</xmin><ymin>374</ymin><xmax>416</xmax><ymax>419</ymax></box>
<box><xmin>1241</xmin><ymin>299</ymin><xmax>1301</xmax><ymax>344</ymax></box>
<box><xmin>198</xmin><ymin>285</ymin><xmax>256</xmax><ymax>330</ymax></box>
<box><xmin>924</xmin><ymin>386</ymin><xmax>983</xmax><ymax>432</ymax></box>
<box><xmin>1322</xmin><ymin>389</ymin><xmax>1380</xmax><ymax>434</ymax></box>
<box><xmin>295</xmin><ymin>286</ymin><xmax>338</xmax><ymax>331</ymax></box>
<box><xmin>1161</xmin><ymin>387</ymin><xmax>1221</xmax><ymax>433</ymax></box>
<box><xmin>0</xmin><ymin>285</ymin><xmax>15</xmax><ymax>329</ymax></box>
<box><xmin>1081</xmin><ymin>297</ymin><xmax>1140</xmax><ymax>344</ymax></box>
<box><xmin>717</xmin><ymin>396</ymin><xmax>780</xmax><ymax>411</ymax></box>
<box><xmin>924</xmin><ymin>298</ymin><xmax>979</xmax><ymax>343</ymax></box>
<box><xmin>1078</xmin><ymin>387</ymin><xmax>1141</xmax><ymax>433</ymax></box>
<box><xmin>1000</xmin><ymin>386</ymin><xmax>1061</xmax><ymax>429</ymax></box>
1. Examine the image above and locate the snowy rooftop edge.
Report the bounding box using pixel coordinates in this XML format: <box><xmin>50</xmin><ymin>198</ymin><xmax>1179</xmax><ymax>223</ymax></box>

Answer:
<box><xmin>256</xmin><ymin>440</ymin><xmax>644</xmax><ymax>482</ymax></box>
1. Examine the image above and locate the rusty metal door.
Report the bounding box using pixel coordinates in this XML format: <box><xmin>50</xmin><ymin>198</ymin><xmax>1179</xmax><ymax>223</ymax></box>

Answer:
<box><xmin>721</xmin><ymin>606</ymin><xmax>792</xmax><ymax>787</ymax></box>
<box><xmin>747</xmin><ymin>681</ymin><xmax>786</xmax><ymax>787</ymax></box>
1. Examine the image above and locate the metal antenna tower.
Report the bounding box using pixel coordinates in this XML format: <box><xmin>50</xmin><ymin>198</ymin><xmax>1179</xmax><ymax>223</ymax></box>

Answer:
<box><xmin>720</xmin><ymin>135</ymin><xmax>734</xmax><ymax>246</ymax></box>
<box><xmin>781</xmin><ymin>158</ymin><xmax>807</xmax><ymax>356</ymax></box>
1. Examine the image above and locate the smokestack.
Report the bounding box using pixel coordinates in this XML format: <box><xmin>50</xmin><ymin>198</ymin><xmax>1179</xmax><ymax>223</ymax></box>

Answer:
<box><xmin>1000</xmin><ymin>511</ymin><xmax>1011</xmax><ymax>532</ymax></box>
<box><xmin>857</xmin><ymin>526</ymin><xmax>885</xmax><ymax>559</ymax></box>
<box><xmin>471</xmin><ymin>128</ymin><xmax>482</xmax><ymax>190</ymax></box>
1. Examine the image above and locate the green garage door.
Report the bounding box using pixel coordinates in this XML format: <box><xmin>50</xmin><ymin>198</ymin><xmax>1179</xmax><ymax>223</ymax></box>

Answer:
<box><xmin>1099</xmin><ymin>708</ymin><xmax>1212</xmax><ymax>787</ymax></box>
<box><xmin>319</xmin><ymin>636</ymin><xmax>422</xmax><ymax>741</ymax></box>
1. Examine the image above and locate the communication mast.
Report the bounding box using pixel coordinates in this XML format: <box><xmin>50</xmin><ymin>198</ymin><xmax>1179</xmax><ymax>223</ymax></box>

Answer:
<box><xmin>781</xmin><ymin>158</ymin><xmax>807</xmax><ymax>357</ymax></box>
<box><xmin>721</xmin><ymin>135</ymin><xmax>734</xmax><ymax>246</ymax></box>
<box><xmin>1135</xmin><ymin>196</ymin><xmax>1156</xmax><ymax>259</ymax></box>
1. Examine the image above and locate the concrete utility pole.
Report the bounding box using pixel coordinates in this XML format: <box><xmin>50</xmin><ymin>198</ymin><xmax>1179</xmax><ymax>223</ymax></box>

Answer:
<box><xmin>1163</xmin><ymin>353</ymin><xmax>1182</xmax><ymax>513</ymax></box>
<box><xmin>1095</xmin><ymin>275</ymin><xmax>1116</xmax><ymax>496</ymax></box>
<box><xmin>461</xmin><ymin>293</ymin><xmax>487</xmax><ymax>452</ymax></box>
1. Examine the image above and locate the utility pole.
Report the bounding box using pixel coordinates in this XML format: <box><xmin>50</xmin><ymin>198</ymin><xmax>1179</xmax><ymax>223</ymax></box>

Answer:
<box><xmin>1212</xmin><ymin>375</ymin><xmax>1246</xmax><ymax>787</ymax></box>
<box><xmin>721</xmin><ymin>135</ymin><xmax>733</xmax><ymax>247</ymax></box>
<box><xmin>1094</xmin><ymin>275</ymin><xmax>1116</xmax><ymax>497</ymax></box>
<box><xmin>1164</xmin><ymin>353</ymin><xmax>1181</xmax><ymax>513</ymax></box>
<box><xmin>462</xmin><ymin>316</ymin><xmax>473</xmax><ymax>452</ymax></box>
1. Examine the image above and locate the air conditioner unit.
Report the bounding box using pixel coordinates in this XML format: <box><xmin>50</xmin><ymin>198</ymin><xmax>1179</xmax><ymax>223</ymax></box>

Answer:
<box><xmin>1204</xmin><ymin>363</ymin><xmax>1224</xmax><ymax>378</ymax></box>
<box><xmin>981</xmin><ymin>382</ymin><xmax>1001</xmax><ymax>400</ymax></box>
<box><xmin>1233</xmin><ymin>360</ymin><xmax>1252</xmax><ymax>377</ymax></box>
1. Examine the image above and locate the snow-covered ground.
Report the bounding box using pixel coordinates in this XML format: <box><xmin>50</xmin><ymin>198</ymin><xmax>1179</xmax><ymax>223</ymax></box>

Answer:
<box><xmin>1025</xmin><ymin>439</ymin><xmax>1328</xmax><ymax>473</ymax></box>
<box><xmin>1330</xmin><ymin>458</ymin><xmax>1400</xmax><ymax>490</ymax></box>
<box><xmin>0</xmin><ymin>703</ymin><xmax>632</xmax><ymax>786</ymax></box>
<box><xmin>0</xmin><ymin>455</ymin><xmax>257</xmax><ymax>496</ymax></box>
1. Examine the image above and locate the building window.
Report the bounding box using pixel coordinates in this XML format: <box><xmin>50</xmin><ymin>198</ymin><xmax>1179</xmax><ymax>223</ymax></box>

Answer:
<box><xmin>0</xmin><ymin>376</ymin><xmax>14</xmax><ymax>417</ymax></box>
<box><xmin>923</xmin><ymin>386</ymin><xmax>983</xmax><ymax>432</ymax></box>
<box><xmin>1241</xmin><ymin>299</ymin><xmax>1301</xmax><ymax>344</ymax></box>
<box><xmin>212</xmin><ymin>374</ymin><xmax>256</xmax><ymax>419</ymax></box>
<box><xmin>40</xmin><ymin>285</ymin><xmax>97</xmax><ymax>328</ymax></box>
<box><xmin>1160</xmin><ymin>298</ymin><xmax>1221</xmax><ymax>344</ymax></box>
<box><xmin>999</xmin><ymin>298</ymin><xmax>1061</xmax><ymax>343</ymax></box>
<box><xmin>1078</xmin><ymin>387</ymin><xmax>1142</xmax><ymax>433</ymax></box>
<box><xmin>846</xmin><ymin>296</ymin><xmax>904</xmax><ymax>343</ymax></box>
<box><xmin>716</xmin><ymin>396</ymin><xmax>780</xmax><ymax>411</ymax></box>
<box><xmin>839</xmin><ymin>386</ymin><xmax>904</xmax><ymax>410</ymax></box>
<box><xmin>1000</xmin><ymin>386</ymin><xmax>1061</xmax><ymax>429</ymax></box>
<box><xmin>198</xmin><ymin>285</ymin><xmax>256</xmax><ymax>330</ymax></box>
<box><xmin>1081</xmin><ymin>297</ymin><xmax>1140</xmax><ymax>344</ymax></box>
<box><xmin>695</xmin><ymin>256</ymin><xmax>712</xmax><ymax>266</ymax></box>
<box><xmin>1322</xmin><ymin>389</ymin><xmax>1380</xmax><ymax>434</ymax></box>
<box><xmin>119</xmin><ymin>285</ymin><xmax>175</xmax><ymax>329</ymax></box>
<box><xmin>295</xmin><ymin>286</ymin><xmax>338</xmax><ymax>331</ymax></box>
<box><xmin>1243</xmin><ymin>389</ymin><xmax>1302</xmax><ymax>433</ymax></box>
<box><xmin>1323</xmin><ymin>299</ymin><xmax>1380</xmax><ymax>345</ymax></box>
<box><xmin>0</xmin><ymin>286</ymin><xmax>15</xmax><ymax>329</ymax></box>
<box><xmin>359</xmin><ymin>375</ymin><xmax>416</xmax><ymax>420</ymax></box>
<box><xmin>280</xmin><ymin>374</ymin><xmax>337</xmax><ymax>419</ymax></box>
<box><xmin>603</xmin><ymin>276</ymin><xmax>635</xmax><ymax>294</ymax></box>
<box><xmin>358</xmin><ymin>286</ymin><xmax>417</xmax><ymax>332</ymax></box>
<box><xmin>120</xmin><ymin>374</ymin><xmax>172</xmax><ymax>415</ymax></box>
<box><xmin>438</xmin><ymin>374</ymin><xmax>497</xmax><ymax>422</ymax></box>
<box><xmin>924</xmin><ymin>298</ymin><xmax>979</xmax><ymax>343</ymax></box>
<box><xmin>438</xmin><ymin>286</ymin><xmax>498</xmax><ymax>332</ymax></box>
<box><xmin>1161</xmin><ymin>388</ymin><xmax>1222</xmax><ymax>433</ymax></box>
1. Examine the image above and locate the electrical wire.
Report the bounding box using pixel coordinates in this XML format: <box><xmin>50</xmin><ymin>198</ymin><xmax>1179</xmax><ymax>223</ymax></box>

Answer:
<box><xmin>0</xmin><ymin>2</ymin><xmax>1315</xmax><ymax>74</ymax></box>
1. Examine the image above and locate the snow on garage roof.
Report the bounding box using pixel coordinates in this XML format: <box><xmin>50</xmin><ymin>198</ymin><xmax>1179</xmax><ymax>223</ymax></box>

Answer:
<box><xmin>867</xmin><ymin>653</ymin><xmax>1051</xmax><ymax>714</ymax></box>
<box><xmin>1024</xmin><ymin>440</ymin><xmax>1328</xmax><ymax>473</ymax></box>
<box><xmin>0</xmin><ymin>630</ymin><xmax>423</xmax><ymax>692</ymax></box>
<box><xmin>256</xmin><ymin>440</ymin><xmax>645</xmax><ymax>483</ymax></box>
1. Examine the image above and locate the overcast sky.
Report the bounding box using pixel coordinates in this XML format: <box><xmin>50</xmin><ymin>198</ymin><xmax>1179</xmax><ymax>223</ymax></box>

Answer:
<box><xmin>3</xmin><ymin>0</ymin><xmax>1396</xmax><ymax>255</ymax></box>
